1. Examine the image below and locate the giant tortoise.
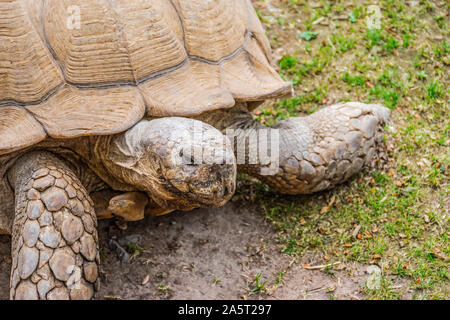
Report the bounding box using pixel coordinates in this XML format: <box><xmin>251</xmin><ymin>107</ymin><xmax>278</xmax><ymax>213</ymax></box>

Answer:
<box><xmin>0</xmin><ymin>0</ymin><xmax>390</xmax><ymax>299</ymax></box>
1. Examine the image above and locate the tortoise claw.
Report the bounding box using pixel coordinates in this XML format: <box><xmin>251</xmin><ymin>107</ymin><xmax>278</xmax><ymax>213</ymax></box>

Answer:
<box><xmin>107</xmin><ymin>192</ymin><xmax>148</xmax><ymax>222</ymax></box>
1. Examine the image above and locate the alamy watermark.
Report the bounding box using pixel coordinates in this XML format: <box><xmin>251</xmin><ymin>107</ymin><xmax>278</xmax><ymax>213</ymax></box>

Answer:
<box><xmin>367</xmin><ymin>4</ymin><xmax>382</xmax><ymax>30</ymax></box>
<box><xmin>172</xmin><ymin>122</ymin><xmax>280</xmax><ymax>176</ymax></box>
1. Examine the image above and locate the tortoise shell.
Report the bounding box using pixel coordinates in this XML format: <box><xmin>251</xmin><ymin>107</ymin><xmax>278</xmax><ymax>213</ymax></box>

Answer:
<box><xmin>0</xmin><ymin>0</ymin><xmax>291</xmax><ymax>155</ymax></box>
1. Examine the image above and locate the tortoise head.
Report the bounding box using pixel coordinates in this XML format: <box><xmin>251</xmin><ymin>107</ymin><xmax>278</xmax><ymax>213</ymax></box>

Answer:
<box><xmin>101</xmin><ymin>118</ymin><xmax>237</xmax><ymax>212</ymax></box>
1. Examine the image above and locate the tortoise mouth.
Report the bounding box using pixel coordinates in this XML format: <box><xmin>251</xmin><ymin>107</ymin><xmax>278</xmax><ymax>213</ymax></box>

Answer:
<box><xmin>166</xmin><ymin>162</ymin><xmax>237</xmax><ymax>208</ymax></box>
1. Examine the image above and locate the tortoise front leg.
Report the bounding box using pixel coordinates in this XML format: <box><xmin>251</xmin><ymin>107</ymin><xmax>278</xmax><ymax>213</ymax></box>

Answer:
<box><xmin>7</xmin><ymin>151</ymin><xmax>99</xmax><ymax>300</ymax></box>
<box><xmin>254</xmin><ymin>103</ymin><xmax>391</xmax><ymax>194</ymax></box>
<box><xmin>197</xmin><ymin>102</ymin><xmax>390</xmax><ymax>194</ymax></box>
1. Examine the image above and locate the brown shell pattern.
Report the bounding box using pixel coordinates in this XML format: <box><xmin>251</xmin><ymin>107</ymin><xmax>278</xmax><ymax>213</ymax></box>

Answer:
<box><xmin>0</xmin><ymin>0</ymin><xmax>291</xmax><ymax>155</ymax></box>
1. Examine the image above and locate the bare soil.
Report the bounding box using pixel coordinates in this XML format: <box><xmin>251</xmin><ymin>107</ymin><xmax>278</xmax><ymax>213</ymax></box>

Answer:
<box><xmin>0</xmin><ymin>201</ymin><xmax>412</xmax><ymax>300</ymax></box>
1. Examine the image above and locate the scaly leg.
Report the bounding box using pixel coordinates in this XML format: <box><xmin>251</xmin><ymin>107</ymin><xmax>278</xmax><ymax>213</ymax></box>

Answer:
<box><xmin>197</xmin><ymin>102</ymin><xmax>390</xmax><ymax>194</ymax></box>
<box><xmin>8</xmin><ymin>151</ymin><xmax>99</xmax><ymax>300</ymax></box>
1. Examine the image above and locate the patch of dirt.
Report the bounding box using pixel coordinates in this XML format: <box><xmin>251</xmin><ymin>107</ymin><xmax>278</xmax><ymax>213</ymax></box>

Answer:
<box><xmin>0</xmin><ymin>201</ymin><xmax>413</xmax><ymax>300</ymax></box>
<box><xmin>0</xmin><ymin>236</ymin><xmax>10</xmax><ymax>300</ymax></box>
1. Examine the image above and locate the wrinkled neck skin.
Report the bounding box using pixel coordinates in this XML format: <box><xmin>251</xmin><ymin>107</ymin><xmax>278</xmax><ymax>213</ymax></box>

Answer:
<box><xmin>195</xmin><ymin>101</ymin><xmax>390</xmax><ymax>195</ymax></box>
<box><xmin>193</xmin><ymin>102</ymin><xmax>260</xmax><ymax>132</ymax></box>
<box><xmin>193</xmin><ymin>102</ymin><xmax>284</xmax><ymax>178</ymax></box>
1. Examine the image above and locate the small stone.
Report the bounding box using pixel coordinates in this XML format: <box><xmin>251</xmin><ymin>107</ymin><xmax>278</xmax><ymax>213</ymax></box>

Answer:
<box><xmin>23</xmin><ymin>220</ymin><xmax>40</xmax><ymax>247</ymax></box>
<box><xmin>39</xmin><ymin>226</ymin><xmax>60</xmax><ymax>248</ymax></box>
<box><xmin>38</xmin><ymin>247</ymin><xmax>53</xmax><ymax>268</ymax></box>
<box><xmin>80</xmin><ymin>234</ymin><xmax>96</xmax><ymax>261</ymax></box>
<box><xmin>47</xmin><ymin>287</ymin><xmax>69</xmax><ymax>300</ymax></box>
<box><xmin>70</xmin><ymin>280</ymin><xmax>94</xmax><ymax>300</ymax></box>
<box><xmin>37</xmin><ymin>279</ymin><xmax>55</xmax><ymax>299</ymax></box>
<box><xmin>49</xmin><ymin>248</ymin><xmax>76</xmax><ymax>281</ymax></box>
<box><xmin>26</xmin><ymin>200</ymin><xmax>44</xmax><ymax>219</ymax></box>
<box><xmin>27</xmin><ymin>189</ymin><xmax>40</xmax><ymax>200</ymax></box>
<box><xmin>61</xmin><ymin>215</ymin><xmax>84</xmax><ymax>244</ymax></box>
<box><xmin>41</xmin><ymin>187</ymin><xmax>68</xmax><ymax>211</ymax></box>
<box><xmin>18</xmin><ymin>246</ymin><xmax>39</xmax><ymax>279</ymax></box>
<box><xmin>15</xmin><ymin>280</ymin><xmax>38</xmax><ymax>300</ymax></box>
<box><xmin>32</xmin><ymin>168</ymin><xmax>49</xmax><ymax>179</ymax></box>
<box><xmin>65</xmin><ymin>185</ymin><xmax>77</xmax><ymax>198</ymax></box>
<box><xmin>33</xmin><ymin>175</ymin><xmax>55</xmax><ymax>192</ymax></box>
<box><xmin>83</xmin><ymin>262</ymin><xmax>98</xmax><ymax>283</ymax></box>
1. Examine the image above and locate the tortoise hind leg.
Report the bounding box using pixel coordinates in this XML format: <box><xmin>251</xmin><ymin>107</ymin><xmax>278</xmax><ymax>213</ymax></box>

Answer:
<box><xmin>7</xmin><ymin>151</ymin><xmax>99</xmax><ymax>300</ymax></box>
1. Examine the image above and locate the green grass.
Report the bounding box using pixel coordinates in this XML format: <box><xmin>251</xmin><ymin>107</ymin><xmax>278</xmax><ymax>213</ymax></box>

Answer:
<box><xmin>245</xmin><ymin>0</ymin><xmax>449</xmax><ymax>300</ymax></box>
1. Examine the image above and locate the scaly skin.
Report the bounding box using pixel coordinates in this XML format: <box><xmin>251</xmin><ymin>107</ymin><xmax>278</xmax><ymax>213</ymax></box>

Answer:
<box><xmin>196</xmin><ymin>102</ymin><xmax>390</xmax><ymax>194</ymax></box>
<box><xmin>1</xmin><ymin>103</ymin><xmax>390</xmax><ymax>300</ymax></box>
<box><xmin>97</xmin><ymin>118</ymin><xmax>237</xmax><ymax>212</ymax></box>
<box><xmin>8</xmin><ymin>151</ymin><xmax>99</xmax><ymax>300</ymax></box>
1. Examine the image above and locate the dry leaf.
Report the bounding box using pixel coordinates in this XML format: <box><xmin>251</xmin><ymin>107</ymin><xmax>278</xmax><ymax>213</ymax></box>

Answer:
<box><xmin>320</xmin><ymin>206</ymin><xmax>330</xmax><ymax>214</ymax></box>
<box><xmin>328</xmin><ymin>195</ymin><xmax>336</xmax><ymax>207</ymax></box>
<box><xmin>142</xmin><ymin>274</ymin><xmax>150</xmax><ymax>285</ymax></box>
